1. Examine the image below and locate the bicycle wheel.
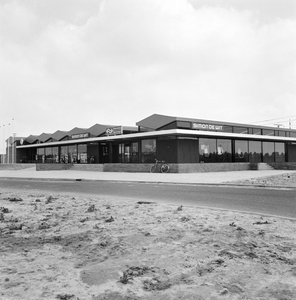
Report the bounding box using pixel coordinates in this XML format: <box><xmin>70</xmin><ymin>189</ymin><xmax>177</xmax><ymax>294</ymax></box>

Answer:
<box><xmin>160</xmin><ymin>164</ymin><xmax>170</xmax><ymax>173</ymax></box>
<box><xmin>150</xmin><ymin>165</ymin><xmax>158</xmax><ymax>173</ymax></box>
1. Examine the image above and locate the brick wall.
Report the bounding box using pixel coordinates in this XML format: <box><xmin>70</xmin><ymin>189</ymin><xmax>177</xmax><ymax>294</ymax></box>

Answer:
<box><xmin>34</xmin><ymin>162</ymin><xmax>296</xmax><ymax>173</ymax></box>
<box><xmin>0</xmin><ymin>164</ymin><xmax>35</xmax><ymax>170</ymax></box>
<box><xmin>36</xmin><ymin>163</ymin><xmax>73</xmax><ymax>171</ymax></box>
<box><xmin>177</xmin><ymin>163</ymin><xmax>250</xmax><ymax>173</ymax></box>
<box><xmin>103</xmin><ymin>163</ymin><xmax>152</xmax><ymax>173</ymax></box>
<box><xmin>103</xmin><ymin>163</ymin><xmax>251</xmax><ymax>173</ymax></box>
<box><xmin>268</xmin><ymin>163</ymin><xmax>296</xmax><ymax>170</ymax></box>
<box><xmin>71</xmin><ymin>164</ymin><xmax>104</xmax><ymax>172</ymax></box>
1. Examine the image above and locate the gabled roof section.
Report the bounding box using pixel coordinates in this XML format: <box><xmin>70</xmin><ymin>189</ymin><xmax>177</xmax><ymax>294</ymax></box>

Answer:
<box><xmin>136</xmin><ymin>114</ymin><xmax>177</xmax><ymax>130</ymax></box>
<box><xmin>37</xmin><ymin>133</ymin><xmax>52</xmax><ymax>143</ymax></box>
<box><xmin>25</xmin><ymin>135</ymin><xmax>39</xmax><ymax>144</ymax></box>
<box><xmin>48</xmin><ymin>130</ymin><xmax>67</xmax><ymax>142</ymax></box>
<box><xmin>66</xmin><ymin>127</ymin><xmax>87</xmax><ymax>136</ymax></box>
<box><xmin>88</xmin><ymin>124</ymin><xmax>115</xmax><ymax>137</ymax></box>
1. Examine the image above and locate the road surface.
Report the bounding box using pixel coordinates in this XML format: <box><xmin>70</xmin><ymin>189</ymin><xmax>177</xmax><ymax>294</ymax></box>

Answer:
<box><xmin>0</xmin><ymin>179</ymin><xmax>295</xmax><ymax>219</ymax></box>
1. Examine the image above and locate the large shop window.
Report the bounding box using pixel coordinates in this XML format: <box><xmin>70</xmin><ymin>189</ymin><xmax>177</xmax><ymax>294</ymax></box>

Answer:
<box><xmin>68</xmin><ymin>145</ymin><xmax>78</xmax><ymax>163</ymax></box>
<box><xmin>234</xmin><ymin>140</ymin><xmax>249</xmax><ymax>162</ymax></box>
<box><xmin>45</xmin><ymin>147</ymin><xmax>59</xmax><ymax>163</ymax></box>
<box><xmin>249</xmin><ymin>141</ymin><xmax>262</xmax><ymax>163</ymax></box>
<box><xmin>216</xmin><ymin>139</ymin><xmax>232</xmax><ymax>162</ymax></box>
<box><xmin>60</xmin><ymin>146</ymin><xmax>69</xmax><ymax>163</ymax></box>
<box><xmin>37</xmin><ymin>148</ymin><xmax>45</xmax><ymax>163</ymax></box>
<box><xmin>131</xmin><ymin>142</ymin><xmax>139</xmax><ymax>163</ymax></box>
<box><xmin>199</xmin><ymin>138</ymin><xmax>216</xmax><ymax>163</ymax></box>
<box><xmin>275</xmin><ymin>143</ymin><xmax>285</xmax><ymax>162</ymax></box>
<box><xmin>118</xmin><ymin>142</ymin><xmax>138</xmax><ymax>163</ymax></box>
<box><xmin>78</xmin><ymin>144</ymin><xmax>87</xmax><ymax>163</ymax></box>
<box><xmin>262</xmin><ymin>142</ymin><xmax>275</xmax><ymax>163</ymax></box>
<box><xmin>141</xmin><ymin>139</ymin><xmax>156</xmax><ymax>163</ymax></box>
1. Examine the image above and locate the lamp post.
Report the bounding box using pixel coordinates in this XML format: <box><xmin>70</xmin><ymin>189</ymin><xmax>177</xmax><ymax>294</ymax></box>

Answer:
<box><xmin>12</xmin><ymin>118</ymin><xmax>14</xmax><ymax>164</ymax></box>
<box><xmin>7</xmin><ymin>123</ymin><xmax>10</xmax><ymax>164</ymax></box>
<box><xmin>3</xmin><ymin>125</ymin><xmax>5</xmax><ymax>163</ymax></box>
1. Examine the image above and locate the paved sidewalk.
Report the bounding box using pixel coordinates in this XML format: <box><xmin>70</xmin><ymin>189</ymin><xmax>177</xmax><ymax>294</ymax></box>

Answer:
<box><xmin>0</xmin><ymin>167</ymin><xmax>295</xmax><ymax>185</ymax></box>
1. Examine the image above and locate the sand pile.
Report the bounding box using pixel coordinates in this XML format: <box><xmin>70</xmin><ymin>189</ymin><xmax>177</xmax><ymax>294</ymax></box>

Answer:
<box><xmin>0</xmin><ymin>189</ymin><xmax>296</xmax><ymax>300</ymax></box>
<box><xmin>225</xmin><ymin>171</ymin><xmax>296</xmax><ymax>188</ymax></box>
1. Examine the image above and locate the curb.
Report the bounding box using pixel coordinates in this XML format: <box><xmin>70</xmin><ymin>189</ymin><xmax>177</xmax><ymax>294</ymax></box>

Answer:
<box><xmin>0</xmin><ymin>176</ymin><xmax>295</xmax><ymax>190</ymax></box>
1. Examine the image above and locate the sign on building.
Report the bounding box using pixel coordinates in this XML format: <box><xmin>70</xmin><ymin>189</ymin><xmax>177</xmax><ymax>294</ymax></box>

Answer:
<box><xmin>71</xmin><ymin>132</ymin><xmax>90</xmax><ymax>139</ymax></box>
<box><xmin>192</xmin><ymin>123</ymin><xmax>223</xmax><ymax>131</ymax></box>
<box><xmin>105</xmin><ymin>126</ymin><xmax>123</xmax><ymax>136</ymax></box>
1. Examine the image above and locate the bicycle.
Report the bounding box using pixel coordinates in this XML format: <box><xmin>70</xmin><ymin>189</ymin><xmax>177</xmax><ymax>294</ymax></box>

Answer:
<box><xmin>150</xmin><ymin>159</ymin><xmax>170</xmax><ymax>173</ymax></box>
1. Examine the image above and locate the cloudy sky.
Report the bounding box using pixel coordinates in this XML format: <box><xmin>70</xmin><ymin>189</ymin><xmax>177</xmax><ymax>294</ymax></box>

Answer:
<box><xmin>0</xmin><ymin>0</ymin><xmax>295</xmax><ymax>150</ymax></box>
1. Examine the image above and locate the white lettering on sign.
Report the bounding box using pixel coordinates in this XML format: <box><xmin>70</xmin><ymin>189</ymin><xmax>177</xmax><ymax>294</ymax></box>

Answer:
<box><xmin>71</xmin><ymin>133</ymin><xmax>90</xmax><ymax>139</ymax></box>
<box><xmin>192</xmin><ymin>123</ymin><xmax>223</xmax><ymax>131</ymax></box>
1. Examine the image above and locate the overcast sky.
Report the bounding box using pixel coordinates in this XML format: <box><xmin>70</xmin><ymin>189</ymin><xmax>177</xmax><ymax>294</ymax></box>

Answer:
<box><xmin>0</xmin><ymin>0</ymin><xmax>295</xmax><ymax>151</ymax></box>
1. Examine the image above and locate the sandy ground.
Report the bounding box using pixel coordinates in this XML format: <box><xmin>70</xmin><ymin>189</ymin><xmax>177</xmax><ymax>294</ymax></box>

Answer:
<box><xmin>224</xmin><ymin>172</ymin><xmax>296</xmax><ymax>188</ymax></box>
<box><xmin>0</xmin><ymin>174</ymin><xmax>296</xmax><ymax>300</ymax></box>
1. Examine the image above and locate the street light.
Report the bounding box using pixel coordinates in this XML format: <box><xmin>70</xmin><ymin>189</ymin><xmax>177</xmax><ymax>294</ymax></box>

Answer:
<box><xmin>12</xmin><ymin>118</ymin><xmax>15</xmax><ymax>164</ymax></box>
<box><xmin>8</xmin><ymin>123</ymin><xmax>10</xmax><ymax>164</ymax></box>
<box><xmin>3</xmin><ymin>125</ymin><xmax>5</xmax><ymax>163</ymax></box>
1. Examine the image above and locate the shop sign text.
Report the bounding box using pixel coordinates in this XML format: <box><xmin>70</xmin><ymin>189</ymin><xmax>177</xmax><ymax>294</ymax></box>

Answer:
<box><xmin>71</xmin><ymin>132</ymin><xmax>90</xmax><ymax>139</ymax></box>
<box><xmin>192</xmin><ymin>123</ymin><xmax>223</xmax><ymax>131</ymax></box>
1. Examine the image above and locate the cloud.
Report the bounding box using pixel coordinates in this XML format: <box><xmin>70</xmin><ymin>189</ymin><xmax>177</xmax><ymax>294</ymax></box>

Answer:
<box><xmin>0</xmin><ymin>0</ymin><xmax>295</xmax><ymax>141</ymax></box>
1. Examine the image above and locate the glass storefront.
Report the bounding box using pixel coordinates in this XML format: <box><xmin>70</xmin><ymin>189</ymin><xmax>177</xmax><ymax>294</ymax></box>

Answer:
<box><xmin>52</xmin><ymin>147</ymin><xmax>59</xmax><ymax>163</ymax></box>
<box><xmin>131</xmin><ymin>142</ymin><xmax>139</xmax><ymax>163</ymax></box>
<box><xmin>262</xmin><ymin>142</ymin><xmax>275</xmax><ymax>163</ymax></box>
<box><xmin>199</xmin><ymin>138</ymin><xmax>232</xmax><ymax>163</ymax></box>
<box><xmin>117</xmin><ymin>142</ymin><xmax>139</xmax><ymax>163</ymax></box>
<box><xmin>32</xmin><ymin>138</ymin><xmax>289</xmax><ymax>165</ymax></box>
<box><xmin>249</xmin><ymin>141</ymin><xmax>262</xmax><ymax>163</ymax></box>
<box><xmin>199</xmin><ymin>138</ymin><xmax>216</xmax><ymax>163</ymax></box>
<box><xmin>60</xmin><ymin>146</ymin><xmax>69</xmax><ymax>163</ymax></box>
<box><xmin>37</xmin><ymin>148</ymin><xmax>45</xmax><ymax>163</ymax></box>
<box><xmin>141</xmin><ymin>139</ymin><xmax>156</xmax><ymax>163</ymax></box>
<box><xmin>68</xmin><ymin>145</ymin><xmax>77</xmax><ymax>163</ymax></box>
<box><xmin>234</xmin><ymin>140</ymin><xmax>249</xmax><ymax>162</ymax></box>
<box><xmin>78</xmin><ymin>144</ymin><xmax>87</xmax><ymax>163</ymax></box>
<box><xmin>216</xmin><ymin>139</ymin><xmax>232</xmax><ymax>162</ymax></box>
<box><xmin>275</xmin><ymin>143</ymin><xmax>285</xmax><ymax>162</ymax></box>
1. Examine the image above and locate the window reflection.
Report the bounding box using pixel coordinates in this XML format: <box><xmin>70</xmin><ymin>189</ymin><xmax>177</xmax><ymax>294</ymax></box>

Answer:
<box><xmin>60</xmin><ymin>146</ymin><xmax>69</xmax><ymax>163</ymax></box>
<box><xmin>249</xmin><ymin>141</ymin><xmax>262</xmax><ymax>163</ymax></box>
<box><xmin>199</xmin><ymin>138</ymin><xmax>216</xmax><ymax>163</ymax></box>
<box><xmin>262</xmin><ymin>142</ymin><xmax>275</xmax><ymax>163</ymax></box>
<box><xmin>275</xmin><ymin>143</ymin><xmax>285</xmax><ymax>162</ymax></box>
<box><xmin>141</xmin><ymin>139</ymin><xmax>156</xmax><ymax>163</ymax></box>
<box><xmin>216</xmin><ymin>139</ymin><xmax>232</xmax><ymax>162</ymax></box>
<box><xmin>78</xmin><ymin>144</ymin><xmax>87</xmax><ymax>163</ymax></box>
<box><xmin>234</xmin><ymin>140</ymin><xmax>248</xmax><ymax>162</ymax></box>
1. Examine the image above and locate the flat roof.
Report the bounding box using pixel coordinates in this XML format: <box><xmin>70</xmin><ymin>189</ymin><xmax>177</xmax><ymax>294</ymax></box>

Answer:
<box><xmin>137</xmin><ymin>114</ymin><xmax>296</xmax><ymax>132</ymax></box>
<box><xmin>17</xmin><ymin>129</ymin><xmax>296</xmax><ymax>149</ymax></box>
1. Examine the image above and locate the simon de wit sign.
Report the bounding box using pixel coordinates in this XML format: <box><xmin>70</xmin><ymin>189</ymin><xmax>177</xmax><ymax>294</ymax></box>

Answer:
<box><xmin>192</xmin><ymin>123</ymin><xmax>223</xmax><ymax>131</ymax></box>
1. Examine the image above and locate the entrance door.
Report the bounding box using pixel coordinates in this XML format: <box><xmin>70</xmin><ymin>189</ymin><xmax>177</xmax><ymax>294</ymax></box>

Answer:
<box><xmin>99</xmin><ymin>144</ymin><xmax>109</xmax><ymax>163</ymax></box>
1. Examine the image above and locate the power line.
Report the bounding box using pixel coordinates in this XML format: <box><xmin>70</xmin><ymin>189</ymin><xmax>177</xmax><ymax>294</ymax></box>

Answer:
<box><xmin>251</xmin><ymin>115</ymin><xmax>296</xmax><ymax>124</ymax></box>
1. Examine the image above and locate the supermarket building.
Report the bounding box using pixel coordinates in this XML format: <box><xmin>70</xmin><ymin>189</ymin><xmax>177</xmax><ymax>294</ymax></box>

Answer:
<box><xmin>15</xmin><ymin>114</ymin><xmax>296</xmax><ymax>172</ymax></box>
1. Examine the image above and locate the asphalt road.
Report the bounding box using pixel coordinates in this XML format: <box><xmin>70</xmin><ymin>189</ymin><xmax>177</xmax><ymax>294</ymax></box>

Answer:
<box><xmin>0</xmin><ymin>179</ymin><xmax>295</xmax><ymax>219</ymax></box>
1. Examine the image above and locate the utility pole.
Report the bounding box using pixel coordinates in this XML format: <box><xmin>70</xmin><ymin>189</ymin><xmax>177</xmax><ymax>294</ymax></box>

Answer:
<box><xmin>289</xmin><ymin>119</ymin><xmax>291</xmax><ymax>129</ymax></box>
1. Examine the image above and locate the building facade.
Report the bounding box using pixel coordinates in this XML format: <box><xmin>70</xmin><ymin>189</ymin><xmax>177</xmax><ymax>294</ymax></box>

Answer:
<box><xmin>14</xmin><ymin>114</ymin><xmax>296</xmax><ymax>170</ymax></box>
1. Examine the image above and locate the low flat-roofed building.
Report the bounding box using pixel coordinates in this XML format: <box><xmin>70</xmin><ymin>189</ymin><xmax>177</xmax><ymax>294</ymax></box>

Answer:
<box><xmin>15</xmin><ymin>114</ymin><xmax>296</xmax><ymax>172</ymax></box>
